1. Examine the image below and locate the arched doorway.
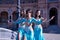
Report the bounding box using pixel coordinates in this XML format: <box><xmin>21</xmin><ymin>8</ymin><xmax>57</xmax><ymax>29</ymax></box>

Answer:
<box><xmin>49</xmin><ymin>8</ymin><xmax>58</xmax><ymax>25</ymax></box>
<box><xmin>0</xmin><ymin>13</ymin><xmax>1</xmax><ymax>23</ymax></box>
<box><xmin>0</xmin><ymin>11</ymin><xmax>8</xmax><ymax>27</ymax></box>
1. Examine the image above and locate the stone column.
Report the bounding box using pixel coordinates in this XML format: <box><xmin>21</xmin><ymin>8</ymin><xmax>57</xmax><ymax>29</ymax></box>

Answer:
<box><xmin>17</xmin><ymin>0</ymin><xmax>21</xmax><ymax>28</ymax></box>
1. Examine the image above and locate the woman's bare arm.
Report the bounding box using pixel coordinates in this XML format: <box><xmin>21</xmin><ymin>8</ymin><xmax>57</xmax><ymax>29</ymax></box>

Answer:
<box><xmin>46</xmin><ymin>16</ymin><xmax>55</xmax><ymax>22</ymax></box>
<box><xmin>41</xmin><ymin>17</ymin><xmax>47</xmax><ymax>22</ymax></box>
<box><xmin>42</xmin><ymin>16</ymin><xmax>55</xmax><ymax>22</ymax></box>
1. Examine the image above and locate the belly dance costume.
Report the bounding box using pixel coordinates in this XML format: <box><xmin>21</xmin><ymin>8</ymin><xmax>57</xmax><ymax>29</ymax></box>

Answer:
<box><xmin>16</xmin><ymin>18</ymin><xmax>26</xmax><ymax>40</ymax></box>
<box><xmin>24</xmin><ymin>17</ymin><xmax>35</xmax><ymax>40</ymax></box>
<box><xmin>34</xmin><ymin>19</ymin><xmax>45</xmax><ymax>40</ymax></box>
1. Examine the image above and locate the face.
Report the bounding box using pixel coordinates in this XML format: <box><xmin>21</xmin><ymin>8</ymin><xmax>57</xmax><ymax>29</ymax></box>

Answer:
<box><xmin>37</xmin><ymin>11</ymin><xmax>41</xmax><ymax>16</ymax></box>
<box><xmin>28</xmin><ymin>12</ymin><xmax>31</xmax><ymax>17</ymax></box>
<box><xmin>21</xmin><ymin>10</ymin><xmax>26</xmax><ymax>18</ymax></box>
<box><xmin>21</xmin><ymin>11</ymin><xmax>24</xmax><ymax>14</ymax></box>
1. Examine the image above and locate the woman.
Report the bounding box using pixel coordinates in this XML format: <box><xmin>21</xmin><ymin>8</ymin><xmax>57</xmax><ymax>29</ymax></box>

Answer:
<box><xmin>34</xmin><ymin>10</ymin><xmax>54</xmax><ymax>40</ymax></box>
<box><xmin>24</xmin><ymin>9</ymin><xmax>35</xmax><ymax>40</ymax></box>
<box><xmin>16</xmin><ymin>10</ymin><xmax>26</xmax><ymax>40</ymax></box>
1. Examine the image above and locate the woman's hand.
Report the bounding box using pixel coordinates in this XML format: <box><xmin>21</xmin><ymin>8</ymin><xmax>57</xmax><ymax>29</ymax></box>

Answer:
<box><xmin>51</xmin><ymin>16</ymin><xmax>55</xmax><ymax>20</ymax></box>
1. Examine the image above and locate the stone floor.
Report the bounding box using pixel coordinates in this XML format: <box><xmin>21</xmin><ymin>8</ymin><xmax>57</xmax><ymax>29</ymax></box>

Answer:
<box><xmin>0</xmin><ymin>25</ymin><xmax>60</xmax><ymax>40</ymax></box>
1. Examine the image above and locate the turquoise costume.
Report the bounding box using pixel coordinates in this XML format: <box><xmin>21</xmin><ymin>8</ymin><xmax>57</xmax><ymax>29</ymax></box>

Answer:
<box><xmin>34</xmin><ymin>18</ymin><xmax>45</xmax><ymax>40</ymax></box>
<box><xmin>24</xmin><ymin>17</ymin><xmax>35</xmax><ymax>40</ymax></box>
<box><xmin>16</xmin><ymin>18</ymin><xmax>26</xmax><ymax>40</ymax></box>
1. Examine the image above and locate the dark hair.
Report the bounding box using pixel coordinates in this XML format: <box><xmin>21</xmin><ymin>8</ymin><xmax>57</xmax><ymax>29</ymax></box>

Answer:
<box><xmin>26</xmin><ymin>9</ymin><xmax>33</xmax><ymax>14</ymax></box>
<box><xmin>35</xmin><ymin>10</ymin><xmax>41</xmax><ymax>18</ymax></box>
<box><xmin>26</xmin><ymin>9</ymin><xmax>33</xmax><ymax>17</ymax></box>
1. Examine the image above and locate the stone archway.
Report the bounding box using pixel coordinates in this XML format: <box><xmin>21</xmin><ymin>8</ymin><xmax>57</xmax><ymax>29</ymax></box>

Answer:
<box><xmin>0</xmin><ymin>11</ymin><xmax>8</xmax><ymax>27</ymax></box>
<box><xmin>49</xmin><ymin>8</ymin><xmax>58</xmax><ymax>25</ymax></box>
